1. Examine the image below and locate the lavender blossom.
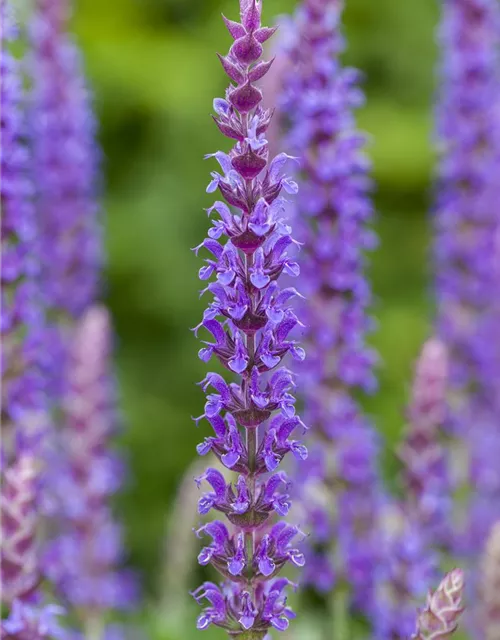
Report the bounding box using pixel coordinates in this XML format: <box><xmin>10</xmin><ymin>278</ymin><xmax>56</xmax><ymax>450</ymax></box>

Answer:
<box><xmin>1</xmin><ymin>0</ymin><xmax>45</xmax><ymax>457</ymax></box>
<box><xmin>433</xmin><ymin>0</ymin><xmax>500</xmax><ymax>554</ymax></box>
<box><xmin>2</xmin><ymin>601</ymin><xmax>65</xmax><ymax>640</ymax></box>
<box><xmin>479</xmin><ymin>521</ymin><xmax>500</xmax><ymax>639</ymax></box>
<box><xmin>1</xmin><ymin>454</ymin><xmax>39</xmax><ymax>606</ymax></box>
<box><xmin>29</xmin><ymin>0</ymin><xmax>102</xmax><ymax>397</ymax></box>
<box><xmin>43</xmin><ymin>308</ymin><xmax>134</xmax><ymax>632</ymax></box>
<box><xmin>412</xmin><ymin>569</ymin><xmax>465</xmax><ymax>639</ymax></box>
<box><xmin>399</xmin><ymin>339</ymin><xmax>451</xmax><ymax>543</ymax></box>
<box><xmin>278</xmin><ymin>0</ymin><xmax>380</xmax><ymax>610</ymax></box>
<box><xmin>193</xmin><ymin>1</ymin><xmax>306</xmax><ymax>636</ymax></box>
<box><xmin>0</xmin><ymin>450</ymin><xmax>67</xmax><ymax>639</ymax></box>
<box><xmin>373</xmin><ymin>503</ymin><xmax>439</xmax><ymax>639</ymax></box>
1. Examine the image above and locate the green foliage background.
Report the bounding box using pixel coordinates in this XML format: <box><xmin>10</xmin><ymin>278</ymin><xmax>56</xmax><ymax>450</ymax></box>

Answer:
<box><xmin>71</xmin><ymin>0</ymin><xmax>444</xmax><ymax>629</ymax></box>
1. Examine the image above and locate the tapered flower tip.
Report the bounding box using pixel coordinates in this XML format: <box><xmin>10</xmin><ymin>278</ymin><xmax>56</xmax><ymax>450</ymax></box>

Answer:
<box><xmin>410</xmin><ymin>337</ymin><xmax>448</xmax><ymax>426</ymax></box>
<box><xmin>416</xmin><ymin>339</ymin><xmax>448</xmax><ymax>386</ymax></box>
<box><xmin>72</xmin><ymin>305</ymin><xmax>110</xmax><ymax>368</ymax></box>
<box><xmin>240</xmin><ymin>0</ymin><xmax>261</xmax><ymax>31</ymax></box>
<box><xmin>414</xmin><ymin>569</ymin><xmax>464</xmax><ymax>639</ymax></box>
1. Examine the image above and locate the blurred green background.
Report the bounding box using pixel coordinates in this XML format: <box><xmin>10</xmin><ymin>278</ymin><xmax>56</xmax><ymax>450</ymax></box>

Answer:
<box><xmin>71</xmin><ymin>0</ymin><xmax>440</xmax><ymax>626</ymax></box>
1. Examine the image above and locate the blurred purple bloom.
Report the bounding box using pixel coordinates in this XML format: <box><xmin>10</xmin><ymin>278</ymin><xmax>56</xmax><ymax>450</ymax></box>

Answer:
<box><xmin>433</xmin><ymin>0</ymin><xmax>500</xmax><ymax>554</ymax></box>
<box><xmin>29</xmin><ymin>0</ymin><xmax>102</xmax><ymax>398</ymax></box>
<box><xmin>43</xmin><ymin>308</ymin><xmax>136</xmax><ymax>619</ymax></box>
<box><xmin>1</xmin><ymin>0</ymin><xmax>46</xmax><ymax>457</ymax></box>
<box><xmin>279</xmin><ymin>0</ymin><xmax>380</xmax><ymax>610</ymax></box>
<box><xmin>1</xmin><ymin>454</ymin><xmax>39</xmax><ymax>606</ymax></box>
<box><xmin>399</xmin><ymin>339</ymin><xmax>452</xmax><ymax>544</ymax></box>
<box><xmin>374</xmin><ymin>511</ymin><xmax>438</xmax><ymax>639</ymax></box>
<box><xmin>1</xmin><ymin>601</ymin><xmax>66</xmax><ymax>640</ymax></box>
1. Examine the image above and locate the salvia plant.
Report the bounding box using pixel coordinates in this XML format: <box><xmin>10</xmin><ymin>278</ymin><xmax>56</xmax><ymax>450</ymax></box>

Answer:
<box><xmin>5</xmin><ymin>0</ymin><xmax>500</xmax><ymax>637</ymax></box>
<box><xmin>279</xmin><ymin>0</ymin><xmax>380</xmax><ymax>614</ymax></box>
<box><xmin>191</xmin><ymin>0</ymin><xmax>307</xmax><ymax>636</ymax></box>
<box><xmin>434</xmin><ymin>0</ymin><xmax>500</xmax><ymax>556</ymax></box>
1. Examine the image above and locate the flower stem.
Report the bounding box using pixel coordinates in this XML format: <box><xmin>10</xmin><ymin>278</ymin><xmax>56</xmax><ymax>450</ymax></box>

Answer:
<box><xmin>330</xmin><ymin>582</ymin><xmax>349</xmax><ymax>640</ymax></box>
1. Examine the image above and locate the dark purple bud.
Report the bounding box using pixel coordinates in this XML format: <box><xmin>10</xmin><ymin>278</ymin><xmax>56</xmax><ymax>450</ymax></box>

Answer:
<box><xmin>231</xmin><ymin>33</ymin><xmax>263</xmax><ymax>65</ymax></box>
<box><xmin>254</xmin><ymin>26</ymin><xmax>277</xmax><ymax>43</ymax></box>
<box><xmin>212</xmin><ymin>116</ymin><xmax>244</xmax><ymax>141</ymax></box>
<box><xmin>229</xmin><ymin>81</ymin><xmax>263</xmax><ymax>113</ymax></box>
<box><xmin>231</xmin><ymin>149</ymin><xmax>267</xmax><ymax>180</ymax></box>
<box><xmin>249</xmin><ymin>58</ymin><xmax>275</xmax><ymax>82</ymax></box>
<box><xmin>217</xmin><ymin>54</ymin><xmax>244</xmax><ymax>84</ymax></box>
<box><xmin>222</xmin><ymin>15</ymin><xmax>246</xmax><ymax>40</ymax></box>
<box><xmin>241</xmin><ymin>0</ymin><xmax>261</xmax><ymax>32</ymax></box>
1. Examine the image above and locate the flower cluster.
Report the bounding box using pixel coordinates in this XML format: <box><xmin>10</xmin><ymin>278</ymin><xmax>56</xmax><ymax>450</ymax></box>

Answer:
<box><xmin>0</xmin><ymin>449</ymin><xmax>65</xmax><ymax>639</ymax></box>
<box><xmin>193</xmin><ymin>1</ymin><xmax>306</xmax><ymax>636</ymax></box>
<box><xmin>1</xmin><ymin>0</ymin><xmax>45</xmax><ymax>458</ymax></box>
<box><xmin>434</xmin><ymin>0</ymin><xmax>500</xmax><ymax>554</ymax></box>
<box><xmin>278</xmin><ymin>0</ymin><xmax>380</xmax><ymax>610</ymax></box>
<box><xmin>29</xmin><ymin>0</ymin><xmax>102</xmax><ymax>397</ymax></box>
<box><xmin>1</xmin><ymin>454</ymin><xmax>40</xmax><ymax>606</ymax></box>
<box><xmin>1</xmin><ymin>6</ymin><xmax>62</xmax><ymax>635</ymax></box>
<box><xmin>399</xmin><ymin>339</ymin><xmax>451</xmax><ymax>543</ymax></box>
<box><xmin>43</xmin><ymin>308</ymin><xmax>135</xmax><ymax>627</ymax></box>
<box><xmin>412</xmin><ymin>569</ymin><xmax>465</xmax><ymax>640</ymax></box>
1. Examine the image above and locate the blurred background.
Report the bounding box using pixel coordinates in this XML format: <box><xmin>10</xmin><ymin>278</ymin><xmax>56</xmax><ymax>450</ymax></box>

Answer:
<box><xmin>70</xmin><ymin>0</ymin><xmax>440</xmax><ymax>631</ymax></box>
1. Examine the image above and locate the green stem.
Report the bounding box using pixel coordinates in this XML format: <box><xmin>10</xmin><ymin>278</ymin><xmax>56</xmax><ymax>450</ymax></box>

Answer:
<box><xmin>83</xmin><ymin>613</ymin><xmax>104</xmax><ymax>640</ymax></box>
<box><xmin>330</xmin><ymin>583</ymin><xmax>349</xmax><ymax>640</ymax></box>
<box><xmin>233</xmin><ymin>632</ymin><xmax>266</xmax><ymax>640</ymax></box>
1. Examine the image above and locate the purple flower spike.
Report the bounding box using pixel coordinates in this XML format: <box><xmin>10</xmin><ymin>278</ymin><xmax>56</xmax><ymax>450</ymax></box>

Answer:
<box><xmin>479</xmin><ymin>522</ymin><xmax>500</xmax><ymax>639</ymax></box>
<box><xmin>399</xmin><ymin>339</ymin><xmax>451</xmax><ymax>543</ymax></box>
<box><xmin>433</xmin><ymin>0</ymin><xmax>500</xmax><ymax>554</ymax></box>
<box><xmin>1</xmin><ymin>0</ymin><xmax>46</xmax><ymax>457</ymax></box>
<box><xmin>278</xmin><ymin>0</ymin><xmax>380</xmax><ymax>611</ymax></box>
<box><xmin>43</xmin><ymin>308</ymin><xmax>135</xmax><ymax>625</ymax></box>
<box><xmin>412</xmin><ymin>569</ymin><xmax>465</xmax><ymax>639</ymax></box>
<box><xmin>29</xmin><ymin>0</ymin><xmax>102</xmax><ymax>397</ymax></box>
<box><xmin>193</xmin><ymin>1</ymin><xmax>305</xmax><ymax>636</ymax></box>
<box><xmin>374</xmin><ymin>508</ymin><xmax>439</xmax><ymax>639</ymax></box>
<box><xmin>0</xmin><ymin>442</ymin><xmax>64</xmax><ymax>637</ymax></box>
<box><xmin>1</xmin><ymin>454</ymin><xmax>39</xmax><ymax>606</ymax></box>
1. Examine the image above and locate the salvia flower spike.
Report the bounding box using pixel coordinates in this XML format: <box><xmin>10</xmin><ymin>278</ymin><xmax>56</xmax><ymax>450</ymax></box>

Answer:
<box><xmin>412</xmin><ymin>569</ymin><xmax>465</xmax><ymax>640</ymax></box>
<box><xmin>1</xmin><ymin>0</ymin><xmax>46</xmax><ymax>458</ymax></box>
<box><xmin>1</xmin><ymin>454</ymin><xmax>39</xmax><ymax>606</ymax></box>
<box><xmin>399</xmin><ymin>339</ymin><xmax>451</xmax><ymax>543</ymax></box>
<box><xmin>29</xmin><ymin>0</ymin><xmax>102</xmax><ymax>398</ymax></box>
<box><xmin>193</xmin><ymin>1</ymin><xmax>305</xmax><ymax>636</ymax></box>
<box><xmin>279</xmin><ymin>0</ymin><xmax>380</xmax><ymax>611</ymax></box>
<box><xmin>0</xmin><ymin>449</ymin><xmax>65</xmax><ymax>639</ymax></box>
<box><xmin>434</xmin><ymin>0</ymin><xmax>500</xmax><ymax>553</ymax></box>
<box><xmin>43</xmin><ymin>307</ymin><xmax>135</xmax><ymax>631</ymax></box>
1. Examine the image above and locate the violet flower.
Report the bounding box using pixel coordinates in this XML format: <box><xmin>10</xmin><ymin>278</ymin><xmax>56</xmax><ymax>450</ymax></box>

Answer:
<box><xmin>29</xmin><ymin>0</ymin><xmax>102</xmax><ymax>398</ymax></box>
<box><xmin>479</xmin><ymin>521</ymin><xmax>500</xmax><ymax>639</ymax></box>
<box><xmin>0</xmin><ymin>450</ymin><xmax>66</xmax><ymax>638</ymax></box>
<box><xmin>278</xmin><ymin>0</ymin><xmax>380</xmax><ymax>611</ymax></box>
<box><xmin>373</xmin><ymin>502</ymin><xmax>438</xmax><ymax>639</ymax></box>
<box><xmin>43</xmin><ymin>308</ymin><xmax>134</xmax><ymax>633</ymax></box>
<box><xmin>433</xmin><ymin>0</ymin><xmax>500</xmax><ymax>554</ymax></box>
<box><xmin>374</xmin><ymin>340</ymin><xmax>452</xmax><ymax>638</ymax></box>
<box><xmin>398</xmin><ymin>339</ymin><xmax>451</xmax><ymax>544</ymax></box>
<box><xmin>193</xmin><ymin>1</ymin><xmax>306</xmax><ymax>636</ymax></box>
<box><xmin>1</xmin><ymin>454</ymin><xmax>40</xmax><ymax>607</ymax></box>
<box><xmin>1</xmin><ymin>0</ymin><xmax>45</xmax><ymax>457</ymax></box>
<box><xmin>412</xmin><ymin>569</ymin><xmax>465</xmax><ymax>639</ymax></box>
